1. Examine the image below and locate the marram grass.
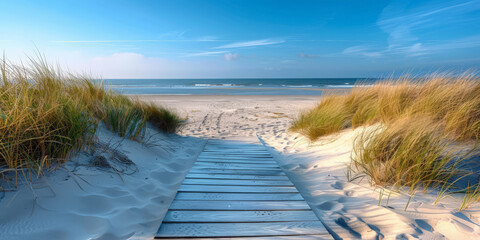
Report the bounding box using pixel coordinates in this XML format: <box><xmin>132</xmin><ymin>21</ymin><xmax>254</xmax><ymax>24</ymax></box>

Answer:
<box><xmin>292</xmin><ymin>74</ymin><xmax>480</xmax><ymax>208</ymax></box>
<box><xmin>291</xmin><ymin>75</ymin><xmax>480</xmax><ymax>141</ymax></box>
<box><xmin>351</xmin><ymin>117</ymin><xmax>457</xmax><ymax>192</ymax></box>
<box><xmin>0</xmin><ymin>55</ymin><xmax>181</xmax><ymax>187</ymax></box>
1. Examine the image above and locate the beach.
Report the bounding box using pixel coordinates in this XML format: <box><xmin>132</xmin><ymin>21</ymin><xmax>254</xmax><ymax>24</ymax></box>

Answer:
<box><xmin>3</xmin><ymin>0</ymin><xmax>480</xmax><ymax>238</ymax></box>
<box><xmin>137</xmin><ymin>95</ymin><xmax>320</xmax><ymax>138</ymax></box>
<box><xmin>1</xmin><ymin>93</ymin><xmax>479</xmax><ymax>239</ymax></box>
<box><xmin>142</xmin><ymin>94</ymin><xmax>480</xmax><ymax>239</ymax></box>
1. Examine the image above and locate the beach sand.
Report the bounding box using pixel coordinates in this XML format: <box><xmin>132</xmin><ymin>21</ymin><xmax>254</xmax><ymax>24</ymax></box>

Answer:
<box><xmin>1</xmin><ymin>94</ymin><xmax>479</xmax><ymax>239</ymax></box>
<box><xmin>141</xmin><ymin>95</ymin><xmax>480</xmax><ymax>239</ymax></box>
<box><xmin>0</xmin><ymin>125</ymin><xmax>206</xmax><ymax>240</ymax></box>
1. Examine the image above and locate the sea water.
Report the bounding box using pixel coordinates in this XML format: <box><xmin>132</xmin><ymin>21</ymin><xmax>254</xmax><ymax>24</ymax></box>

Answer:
<box><xmin>101</xmin><ymin>78</ymin><xmax>377</xmax><ymax>95</ymax></box>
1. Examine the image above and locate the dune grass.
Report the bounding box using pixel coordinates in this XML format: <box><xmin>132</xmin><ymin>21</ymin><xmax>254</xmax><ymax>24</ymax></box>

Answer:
<box><xmin>291</xmin><ymin>75</ymin><xmax>480</xmax><ymax>141</ymax></box>
<box><xmin>351</xmin><ymin>117</ymin><xmax>458</xmax><ymax>192</ymax></box>
<box><xmin>292</xmin><ymin>74</ymin><xmax>480</xmax><ymax>208</ymax></box>
<box><xmin>0</xmin><ymin>55</ymin><xmax>181</xmax><ymax>187</ymax></box>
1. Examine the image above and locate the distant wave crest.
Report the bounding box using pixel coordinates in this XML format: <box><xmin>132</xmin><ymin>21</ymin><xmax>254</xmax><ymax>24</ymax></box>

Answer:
<box><xmin>194</xmin><ymin>83</ymin><xmax>244</xmax><ymax>87</ymax></box>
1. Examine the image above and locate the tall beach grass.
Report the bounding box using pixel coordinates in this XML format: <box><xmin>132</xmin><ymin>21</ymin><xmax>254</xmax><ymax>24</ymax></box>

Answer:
<box><xmin>291</xmin><ymin>75</ymin><xmax>480</xmax><ymax>141</ymax></box>
<box><xmin>0</xmin><ymin>55</ymin><xmax>181</xmax><ymax>187</ymax></box>
<box><xmin>292</xmin><ymin>74</ymin><xmax>480</xmax><ymax>208</ymax></box>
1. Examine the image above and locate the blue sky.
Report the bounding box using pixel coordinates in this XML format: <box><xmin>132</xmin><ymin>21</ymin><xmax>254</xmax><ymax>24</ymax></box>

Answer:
<box><xmin>1</xmin><ymin>0</ymin><xmax>479</xmax><ymax>78</ymax></box>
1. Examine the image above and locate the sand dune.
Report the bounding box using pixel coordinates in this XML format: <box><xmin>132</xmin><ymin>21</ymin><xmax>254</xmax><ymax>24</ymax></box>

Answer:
<box><xmin>0</xmin><ymin>126</ymin><xmax>205</xmax><ymax>240</ymax></box>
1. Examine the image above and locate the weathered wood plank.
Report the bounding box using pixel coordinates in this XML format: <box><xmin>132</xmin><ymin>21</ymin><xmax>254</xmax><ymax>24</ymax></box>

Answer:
<box><xmin>200</xmin><ymin>153</ymin><xmax>271</xmax><ymax>156</ymax></box>
<box><xmin>186</xmin><ymin>173</ymin><xmax>289</xmax><ymax>180</ymax></box>
<box><xmin>197</xmin><ymin>156</ymin><xmax>274</xmax><ymax>160</ymax></box>
<box><xmin>164</xmin><ymin>210</ymin><xmax>318</xmax><ymax>223</ymax></box>
<box><xmin>156</xmin><ymin>222</ymin><xmax>329</xmax><ymax>237</ymax></box>
<box><xmin>196</xmin><ymin>159</ymin><xmax>277</xmax><ymax>164</ymax></box>
<box><xmin>169</xmin><ymin>200</ymin><xmax>311</xmax><ymax>210</ymax></box>
<box><xmin>194</xmin><ymin>162</ymin><xmax>280</xmax><ymax>168</ymax></box>
<box><xmin>204</xmin><ymin>147</ymin><xmax>266</xmax><ymax>151</ymax></box>
<box><xmin>182</xmin><ymin>178</ymin><xmax>293</xmax><ymax>186</ymax></box>
<box><xmin>202</xmin><ymin>150</ymin><xmax>270</xmax><ymax>155</ymax></box>
<box><xmin>157</xmin><ymin>236</ymin><xmax>333</xmax><ymax>240</ymax></box>
<box><xmin>203</xmin><ymin>148</ymin><xmax>266</xmax><ymax>152</ymax></box>
<box><xmin>175</xmin><ymin>192</ymin><xmax>304</xmax><ymax>201</ymax></box>
<box><xmin>203</xmin><ymin>148</ymin><xmax>267</xmax><ymax>151</ymax></box>
<box><xmin>191</xmin><ymin>166</ymin><xmax>281</xmax><ymax>171</ymax></box>
<box><xmin>178</xmin><ymin>185</ymin><xmax>298</xmax><ymax>193</ymax></box>
<box><xmin>187</xmin><ymin>169</ymin><xmax>286</xmax><ymax>175</ymax></box>
<box><xmin>156</xmin><ymin>138</ymin><xmax>332</xmax><ymax>239</ymax></box>
<box><xmin>204</xmin><ymin>145</ymin><xmax>264</xmax><ymax>148</ymax></box>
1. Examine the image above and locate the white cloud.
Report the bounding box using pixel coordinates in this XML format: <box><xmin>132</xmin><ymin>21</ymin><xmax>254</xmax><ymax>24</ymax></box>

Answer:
<box><xmin>45</xmin><ymin>52</ymin><xmax>222</xmax><ymax>78</ymax></box>
<box><xmin>187</xmin><ymin>51</ymin><xmax>227</xmax><ymax>57</ymax></box>
<box><xmin>378</xmin><ymin>0</ymin><xmax>480</xmax><ymax>53</ymax></box>
<box><xmin>214</xmin><ymin>39</ymin><xmax>284</xmax><ymax>49</ymax></box>
<box><xmin>53</xmin><ymin>39</ymin><xmax>220</xmax><ymax>43</ymax></box>
<box><xmin>224</xmin><ymin>53</ymin><xmax>239</xmax><ymax>61</ymax></box>
<box><xmin>342</xmin><ymin>46</ymin><xmax>383</xmax><ymax>57</ymax></box>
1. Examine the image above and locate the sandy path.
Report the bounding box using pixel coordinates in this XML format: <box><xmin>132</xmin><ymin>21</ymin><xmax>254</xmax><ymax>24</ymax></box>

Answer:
<box><xmin>138</xmin><ymin>95</ymin><xmax>319</xmax><ymax>139</ymax></box>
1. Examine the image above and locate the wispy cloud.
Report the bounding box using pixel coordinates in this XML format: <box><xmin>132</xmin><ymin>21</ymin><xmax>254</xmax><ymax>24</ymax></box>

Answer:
<box><xmin>343</xmin><ymin>1</ymin><xmax>480</xmax><ymax>58</ymax></box>
<box><xmin>391</xmin><ymin>35</ymin><xmax>480</xmax><ymax>56</ymax></box>
<box><xmin>196</xmin><ymin>36</ymin><xmax>221</xmax><ymax>42</ymax></box>
<box><xmin>187</xmin><ymin>51</ymin><xmax>227</xmax><ymax>57</ymax></box>
<box><xmin>378</xmin><ymin>0</ymin><xmax>480</xmax><ymax>52</ymax></box>
<box><xmin>214</xmin><ymin>39</ymin><xmax>284</xmax><ymax>49</ymax></box>
<box><xmin>342</xmin><ymin>46</ymin><xmax>383</xmax><ymax>57</ymax></box>
<box><xmin>53</xmin><ymin>39</ymin><xmax>222</xmax><ymax>43</ymax></box>
<box><xmin>343</xmin><ymin>34</ymin><xmax>480</xmax><ymax>58</ymax></box>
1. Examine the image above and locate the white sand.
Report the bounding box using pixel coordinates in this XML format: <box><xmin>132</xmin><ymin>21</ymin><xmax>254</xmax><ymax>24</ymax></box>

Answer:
<box><xmin>0</xmin><ymin>125</ymin><xmax>205</xmax><ymax>240</ymax></box>
<box><xmin>143</xmin><ymin>95</ymin><xmax>480</xmax><ymax>239</ymax></box>
<box><xmin>1</xmin><ymin>94</ymin><xmax>479</xmax><ymax>239</ymax></box>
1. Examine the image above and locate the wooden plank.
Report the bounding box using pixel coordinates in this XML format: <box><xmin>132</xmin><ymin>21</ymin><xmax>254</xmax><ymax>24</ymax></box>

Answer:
<box><xmin>187</xmin><ymin>169</ymin><xmax>286</xmax><ymax>175</ymax></box>
<box><xmin>204</xmin><ymin>147</ymin><xmax>266</xmax><ymax>150</ymax></box>
<box><xmin>186</xmin><ymin>173</ymin><xmax>289</xmax><ymax>180</ymax></box>
<box><xmin>196</xmin><ymin>159</ymin><xmax>277</xmax><ymax>164</ymax></box>
<box><xmin>203</xmin><ymin>151</ymin><xmax>268</xmax><ymax>154</ymax></box>
<box><xmin>200</xmin><ymin>153</ymin><xmax>271</xmax><ymax>156</ymax></box>
<box><xmin>179</xmin><ymin>185</ymin><xmax>298</xmax><ymax>193</ymax></box>
<box><xmin>156</xmin><ymin>221</ymin><xmax>329</xmax><ymax>237</ymax></box>
<box><xmin>197</xmin><ymin>156</ymin><xmax>274</xmax><ymax>160</ymax></box>
<box><xmin>199</xmin><ymin>153</ymin><xmax>271</xmax><ymax>156</ymax></box>
<box><xmin>175</xmin><ymin>192</ymin><xmax>304</xmax><ymax>201</ymax></box>
<box><xmin>191</xmin><ymin>166</ymin><xmax>281</xmax><ymax>171</ymax></box>
<box><xmin>182</xmin><ymin>178</ymin><xmax>293</xmax><ymax>186</ymax></box>
<box><xmin>194</xmin><ymin>162</ymin><xmax>280</xmax><ymax>168</ymax></box>
<box><xmin>202</xmin><ymin>152</ymin><xmax>270</xmax><ymax>155</ymax></box>
<box><xmin>163</xmin><ymin>210</ymin><xmax>318</xmax><ymax>223</ymax></box>
<box><xmin>201</xmin><ymin>150</ymin><xmax>270</xmax><ymax>154</ymax></box>
<box><xmin>204</xmin><ymin>148</ymin><xmax>267</xmax><ymax>151</ymax></box>
<box><xmin>169</xmin><ymin>200</ymin><xmax>311</xmax><ymax>211</ymax></box>
<box><xmin>204</xmin><ymin>144</ymin><xmax>265</xmax><ymax>150</ymax></box>
<box><xmin>157</xmin><ymin>236</ymin><xmax>333</xmax><ymax>240</ymax></box>
<box><xmin>203</xmin><ymin>148</ymin><xmax>266</xmax><ymax>152</ymax></box>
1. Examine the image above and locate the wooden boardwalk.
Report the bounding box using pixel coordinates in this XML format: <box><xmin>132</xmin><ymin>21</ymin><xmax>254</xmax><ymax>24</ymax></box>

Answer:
<box><xmin>156</xmin><ymin>138</ymin><xmax>332</xmax><ymax>239</ymax></box>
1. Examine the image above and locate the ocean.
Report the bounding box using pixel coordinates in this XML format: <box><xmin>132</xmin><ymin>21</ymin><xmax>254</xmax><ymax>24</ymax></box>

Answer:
<box><xmin>102</xmin><ymin>78</ymin><xmax>377</xmax><ymax>95</ymax></box>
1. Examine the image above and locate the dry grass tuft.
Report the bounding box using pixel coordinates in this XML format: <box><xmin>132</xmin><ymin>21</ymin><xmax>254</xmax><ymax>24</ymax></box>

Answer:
<box><xmin>292</xmin><ymin>74</ymin><xmax>480</xmax><ymax>141</ymax></box>
<box><xmin>352</xmin><ymin>117</ymin><xmax>457</xmax><ymax>192</ymax></box>
<box><xmin>292</xmin><ymin>74</ymin><xmax>480</xmax><ymax>208</ymax></box>
<box><xmin>0</xmin><ymin>55</ymin><xmax>181</xmax><ymax>188</ymax></box>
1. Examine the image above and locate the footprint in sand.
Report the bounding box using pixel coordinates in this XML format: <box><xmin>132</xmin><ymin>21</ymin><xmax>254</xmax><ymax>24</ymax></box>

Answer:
<box><xmin>344</xmin><ymin>190</ymin><xmax>357</xmax><ymax>197</ymax></box>
<box><xmin>332</xmin><ymin>181</ymin><xmax>345</xmax><ymax>190</ymax></box>
<box><xmin>317</xmin><ymin>201</ymin><xmax>344</xmax><ymax>211</ymax></box>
